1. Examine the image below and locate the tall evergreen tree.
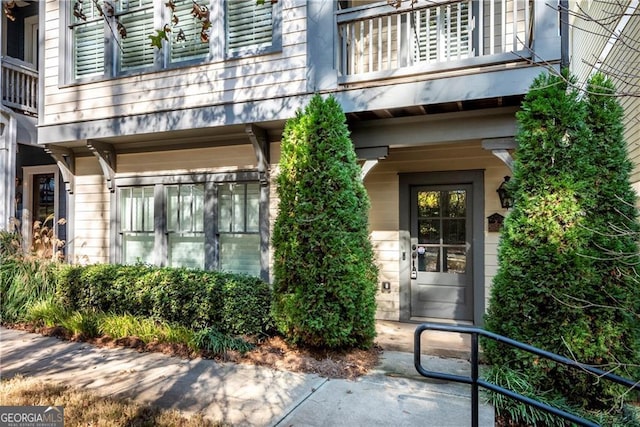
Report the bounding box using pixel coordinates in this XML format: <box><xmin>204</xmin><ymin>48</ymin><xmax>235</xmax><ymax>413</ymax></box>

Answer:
<box><xmin>271</xmin><ymin>94</ymin><xmax>378</xmax><ymax>349</ymax></box>
<box><xmin>484</xmin><ymin>71</ymin><xmax>598</xmax><ymax>409</ymax></box>
<box><xmin>485</xmin><ymin>71</ymin><xmax>640</xmax><ymax>420</ymax></box>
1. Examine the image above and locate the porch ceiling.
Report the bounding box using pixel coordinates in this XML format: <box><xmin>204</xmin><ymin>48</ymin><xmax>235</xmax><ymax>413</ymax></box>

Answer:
<box><xmin>345</xmin><ymin>95</ymin><xmax>523</xmax><ymax>123</ymax></box>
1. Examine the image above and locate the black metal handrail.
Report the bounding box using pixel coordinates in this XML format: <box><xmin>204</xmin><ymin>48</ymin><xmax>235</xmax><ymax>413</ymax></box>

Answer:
<box><xmin>414</xmin><ymin>322</ymin><xmax>640</xmax><ymax>427</ymax></box>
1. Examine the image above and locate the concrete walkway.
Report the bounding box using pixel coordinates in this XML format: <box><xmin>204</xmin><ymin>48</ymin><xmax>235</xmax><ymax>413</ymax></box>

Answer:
<box><xmin>0</xmin><ymin>326</ymin><xmax>494</xmax><ymax>426</ymax></box>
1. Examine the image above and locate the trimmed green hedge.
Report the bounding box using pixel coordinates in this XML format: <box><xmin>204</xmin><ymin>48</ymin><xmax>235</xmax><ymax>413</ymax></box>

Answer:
<box><xmin>55</xmin><ymin>264</ymin><xmax>273</xmax><ymax>336</ymax></box>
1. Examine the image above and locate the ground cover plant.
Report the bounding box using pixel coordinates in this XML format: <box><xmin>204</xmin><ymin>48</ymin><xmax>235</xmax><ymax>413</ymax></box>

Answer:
<box><xmin>272</xmin><ymin>94</ymin><xmax>379</xmax><ymax>349</ymax></box>
<box><xmin>484</xmin><ymin>71</ymin><xmax>640</xmax><ymax>425</ymax></box>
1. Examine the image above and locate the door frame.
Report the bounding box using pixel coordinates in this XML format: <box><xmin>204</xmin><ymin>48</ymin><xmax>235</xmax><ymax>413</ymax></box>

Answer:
<box><xmin>21</xmin><ymin>165</ymin><xmax>60</xmax><ymax>250</ymax></box>
<box><xmin>399</xmin><ymin>170</ymin><xmax>485</xmax><ymax>325</ymax></box>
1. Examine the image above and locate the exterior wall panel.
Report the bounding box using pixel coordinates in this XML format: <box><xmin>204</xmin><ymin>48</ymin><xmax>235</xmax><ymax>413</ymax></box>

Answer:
<box><xmin>73</xmin><ymin>158</ymin><xmax>110</xmax><ymax>264</ymax></box>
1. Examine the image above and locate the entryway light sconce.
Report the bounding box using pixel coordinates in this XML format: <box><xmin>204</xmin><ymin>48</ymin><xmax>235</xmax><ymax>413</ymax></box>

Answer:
<box><xmin>496</xmin><ymin>176</ymin><xmax>513</xmax><ymax>209</ymax></box>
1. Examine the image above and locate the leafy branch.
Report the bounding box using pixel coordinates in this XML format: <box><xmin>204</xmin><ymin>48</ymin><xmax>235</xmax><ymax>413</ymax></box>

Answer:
<box><xmin>149</xmin><ymin>0</ymin><xmax>211</xmax><ymax>49</ymax></box>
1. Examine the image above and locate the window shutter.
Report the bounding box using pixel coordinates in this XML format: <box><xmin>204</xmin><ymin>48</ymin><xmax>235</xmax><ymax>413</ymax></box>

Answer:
<box><xmin>170</xmin><ymin>0</ymin><xmax>209</xmax><ymax>62</ymax></box>
<box><xmin>227</xmin><ymin>0</ymin><xmax>273</xmax><ymax>53</ymax></box>
<box><xmin>71</xmin><ymin>1</ymin><xmax>104</xmax><ymax>78</ymax></box>
<box><xmin>117</xmin><ymin>0</ymin><xmax>155</xmax><ymax>72</ymax></box>
<box><xmin>414</xmin><ymin>1</ymin><xmax>470</xmax><ymax>63</ymax></box>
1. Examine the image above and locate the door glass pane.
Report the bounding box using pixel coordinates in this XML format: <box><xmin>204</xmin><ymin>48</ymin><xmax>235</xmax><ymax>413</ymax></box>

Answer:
<box><xmin>443</xmin><ymin>219</ymin><xmax>465</xmax><ymax>244</ymax></box>
<box><xmin>445</xmin><ymin>247</ymin><xmax>466</xmax><ymax>274</ymax></box>
<box><xmin>418</xmin><ymin>246</ymin><xmax>440</xmax><ymax>272</ymax></box>
<box><xmin>218</xmin><ymin>182</ymin><xmax>261</xmax><ymax>277</ymax></box>
<box><xmin>218</xmin><ymin>185</ymin><xmax>232</xmax><ymax>233</ymax></box>
<box><xmin>444</xmin><ymin>190</ymin><xmax>466</xmax><ymax>217</ymax></box>
<box><xmin>33</xmin><ymin>173</ymin><xmax>55</xmax><ymax>224</ymax></box>
<box><xmin>166</xmin><ymin>184</ymin><xmax>205</xmax><ymax>268</ymax></box>
<box><xmin>419</xmin><ymin>219</ymin><xmax>440</xmax><ymax>244</ymax></box>
<box><xmin>418</xmin><ymin>191</ymin><xmax>440</xmax><ymax>217</ymax></box>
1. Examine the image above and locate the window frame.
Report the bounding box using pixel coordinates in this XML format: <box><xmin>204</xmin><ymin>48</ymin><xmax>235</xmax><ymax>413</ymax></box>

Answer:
<box><xmin>113</xmin><ymin>171</ymin><xmax>269</xmax><ymax>280</ymax></box>
<box><xmin>224</xmin><ymin>0</ymin><xmax>282</xmax><ymax>59</ymax></box>
<box><xmin>61</xmin><ymin>0</ymin><xmax>282</xmax><ymax>84</ymax></box>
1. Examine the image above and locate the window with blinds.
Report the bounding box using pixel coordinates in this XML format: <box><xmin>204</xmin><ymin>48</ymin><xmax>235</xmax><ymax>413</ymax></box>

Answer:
<box><xmin>166</xmin><ymin>184</ymin><xmax>205</xmax><ymax>269</ymax></box>
<box><xmin>120</xmin><ymin>187</ymin><xmax>155</xmax><ymax>265</ymax></box>
<box><xmin>170</xmin><ymin>0</ymin><xmax>210</xmax><ymax>62</ymax></box>
<box><xmin>118</xmin><ymin>181</ymin><xmax>262</xmax><ymax>277</ymax></box>
<box><xmin>218</xmin><ymin>183</ymin><xmax>260</xmax><ymax>277</ymax></box>
<box><xmin>116</xmin><ymin>0</ymin><xmax>156</xmax><ymax>72</ymax></box>
<box><xmin>413</xmin><ymin>1</ymin><xmax>471</xmax><ymax>63</ymax></box>
<box><xmin>70</xmin><ymin>1</ymin><xmax>105</xmax><ymax>79</ymax></box>
<box><xmin>68</xmin><ymin>0</ymin><xmax>277</xmax><ymax>80</ymax></box>
<box><xmin>226</xmin><ymin>0</ymin><xmax>274</xmax><ymax>54</ymax></box>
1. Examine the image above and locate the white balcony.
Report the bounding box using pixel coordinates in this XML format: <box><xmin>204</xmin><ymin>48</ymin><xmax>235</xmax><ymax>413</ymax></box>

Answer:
<box><xmin>1</xmin><ymin>56</ymin><xmax>38</xmax><ymax>116</ymax></box>
<box><xmin>337</xmin><ymin>0</ymin><xmax>533</xmax><ymax>83</ymax></box>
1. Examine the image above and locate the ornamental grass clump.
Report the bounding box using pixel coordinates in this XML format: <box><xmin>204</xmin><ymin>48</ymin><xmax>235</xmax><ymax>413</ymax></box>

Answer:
<box><xmin>272</xmin><ymin>94</ymin><xmax>378</xmax><ymax>349</ymax></box>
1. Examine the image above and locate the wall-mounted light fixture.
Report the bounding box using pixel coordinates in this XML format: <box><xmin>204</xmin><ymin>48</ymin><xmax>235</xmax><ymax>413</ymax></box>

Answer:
<box><xmin>496</xmin><ymin>176</ymin><xmax>513</xmax><ymax>209</ymax></box>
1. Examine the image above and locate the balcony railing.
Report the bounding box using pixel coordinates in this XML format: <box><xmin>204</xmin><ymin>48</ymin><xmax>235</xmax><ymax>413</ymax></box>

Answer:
<box><xmin>1</xmin><ymin>56</ymin><xmax>38</xmax><ymax>115</ymax></box>
<box><xmin>337</xmin><ymin>0</ymin><xmax>533</xmax><ymax>83</ymax></box>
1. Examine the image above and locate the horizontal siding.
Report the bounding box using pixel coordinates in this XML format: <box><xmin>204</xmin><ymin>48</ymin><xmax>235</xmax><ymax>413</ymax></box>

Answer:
<box><xmin>371</xmin><ymin>230</ymin><xmax>401</xmax><ymax>321</ymax></box>
<box><xmin>117</xmin><ymin>145</ymin><xmax>257</xmax><ymax>174</ymax></box>
<box><xmin>73</xmin><ymin>160</ymin><xmax>111</xmax><ymax>264</ymax></box>
<box><xmin>569</xmin><ymin>0</ymin><xmax>621</xmax><ymax>83</ymax></box>
<box><xmin>42</xmin><ymin>0</ymin><xmax>309</xmax><ymax>127</ymax></box>
<box><xmin>604</xmin><ymin>15</ymin><xmax>640</xmax><ymax>190</ymax></box>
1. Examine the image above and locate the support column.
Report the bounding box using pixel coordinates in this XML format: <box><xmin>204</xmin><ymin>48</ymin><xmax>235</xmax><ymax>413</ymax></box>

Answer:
<box><xmin>0</xmin><ymin>108</ymin><xmax>17</xmax><ymax>231</ymax></box>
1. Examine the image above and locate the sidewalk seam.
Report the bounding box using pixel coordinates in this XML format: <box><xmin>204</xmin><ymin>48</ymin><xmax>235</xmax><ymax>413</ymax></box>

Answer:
<box><xmin>271</xmin><ymin>377</ymin><xmax>330</xmax><ymax>427</ymax></box>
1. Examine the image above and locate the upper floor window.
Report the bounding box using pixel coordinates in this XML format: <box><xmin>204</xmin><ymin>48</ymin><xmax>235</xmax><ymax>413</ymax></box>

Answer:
<box><xmin>66</xmin><ymin>0</ymin><xmax>279</xmax><ymax>81</ymax></box>
<box><xmin>227</xmin><ymin>0</ymin><xmax>274</xmax><ymax>56</ymax></box>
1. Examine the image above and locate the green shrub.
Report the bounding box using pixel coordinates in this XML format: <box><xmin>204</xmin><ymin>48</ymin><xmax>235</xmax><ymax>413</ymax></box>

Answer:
<box><xmin>54</xmin><ymin>264</ymin><xmax>272</xmax><ymax>336</ymax></box>
<box><xmin>272</xmin><ymin>94</ymin><xmax>378</xmax><ymax>349</ymax></box>
<box><xmin>221</xmin><ymin>274</ymin><xmax>274</xmax><ymax>336</ymax></box>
